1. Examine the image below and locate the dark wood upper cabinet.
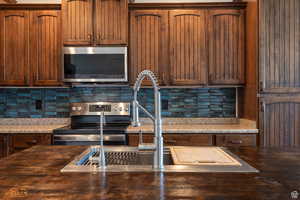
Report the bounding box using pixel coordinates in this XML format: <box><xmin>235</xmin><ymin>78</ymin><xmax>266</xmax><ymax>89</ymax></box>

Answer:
<box><xmin>62</xmin><ymin>0</ymin><xmax>128</xmax><ymax>46</ymax></box>
<box><xmin>0</xmin><ymin>10</ymin><xmax>30</xmax><ymax>86</ymax></box>
<box><xmin>169</xmin><ymin>10</ymin><xmax>207</xmax><ymax>85</ymax></box>
<box><xmin>94</xmin><ymin>0</ymin><xmax>128</xmax><ymax>45</ymax></box>
<box><xmin>129</xmin><ymin>10</ymin><xmax>169</xmax><ymax>85</ymax></box>
<box><xmin>62</xmin><ymin>0</ymin><xmax>93</xmax><ymax>46</ymax></box>
<box><xmin>0</xmin><ymin>5</ymin><xmax>62</xmax><ymax>87</ymax></box>
<box><xmin>208</xmin><ymin>9</ymin><xmax>245</xmax><ymax>85</ymax></box>
<box><xmin>259</xmin><ymin>0</ymin><xmax>300</xmax><ymax>93</ymax></box>
<box><xmin>30</xmin><ymin>11</ymin><xmax>62</xmax><ymax>86</ymax></box>
<box><xmin>260</xmin><ymin>96</ymin><xmax>300</xmax><ymax>147</ymax></box>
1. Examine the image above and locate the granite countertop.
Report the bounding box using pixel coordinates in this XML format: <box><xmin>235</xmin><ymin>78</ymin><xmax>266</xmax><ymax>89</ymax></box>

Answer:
<box><xmin>0</xmin><ymin>118</ymin><xmax>69</xmax><ymax>134</ymax></box>
<box><xmin>0</xmin><ymin>118</ymin><xmax>258</xmax><ymax>134</ymax></box>
<box><xmin>0</xmin><ymin>145</ymin><xmax>299</xmax><ymax>199</ymax></box>
<box><xmin>127</xmin><ymin>119</ymin><xmax>258</xmax><ymax>134</ymax></box>
<box><xmin>127</xmin><ymin>120</ymin><xmax>258</xmax><ymax>134</ymax></box>
<box><xmin>0</xmin><ymin>125</ymin><xmax>66</xmax><ymax>134</ymax></box>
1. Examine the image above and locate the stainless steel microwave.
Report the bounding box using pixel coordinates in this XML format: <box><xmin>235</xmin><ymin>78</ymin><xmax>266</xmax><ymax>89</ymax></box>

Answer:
<box><xmin>63</xmin><ymin>47</ymin><xmax>127</xmax><ymax>82</ymax></box>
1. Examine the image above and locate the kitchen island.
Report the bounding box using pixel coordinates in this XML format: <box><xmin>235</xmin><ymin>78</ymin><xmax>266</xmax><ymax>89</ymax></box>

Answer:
<box><xmin>0</xmin><ymin>145</ymin><xmax>299</xmax><ymax>200</ymax></box>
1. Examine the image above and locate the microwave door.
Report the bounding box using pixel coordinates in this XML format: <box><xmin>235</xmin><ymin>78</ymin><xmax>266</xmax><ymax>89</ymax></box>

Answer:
<box><xmin>63</xmin><ymin>47</ymin><xmax>128</xmax><ymax>82</ymax></box>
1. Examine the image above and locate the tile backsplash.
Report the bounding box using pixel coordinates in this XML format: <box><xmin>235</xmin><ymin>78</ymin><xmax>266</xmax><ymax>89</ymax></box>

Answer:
<box><xmin>0</xmin><ymin>87</ymin><xmax>236</xmax><ymax>118</ymax></box>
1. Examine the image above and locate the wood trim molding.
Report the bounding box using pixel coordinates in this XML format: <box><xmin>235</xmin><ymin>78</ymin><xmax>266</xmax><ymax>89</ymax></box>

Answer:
<box><xmin>129</xmin><ymin>2</ymin><xmax>247</xmax><ymax>9</ymax></box>
<box><xmin>0</xmin><ymin>4</ymin><xmax>61</xmax><ymax>9</ymax></box>
<box><xmin>1</xmin><ymin>0</ymin><xmax>17</xmax><ymax>3</ymax></box>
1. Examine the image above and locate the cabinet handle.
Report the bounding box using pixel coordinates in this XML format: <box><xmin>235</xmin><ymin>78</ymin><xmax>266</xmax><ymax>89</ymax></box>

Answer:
<box><xmin>26</xmin><ymin>139</ymin><xmax>38</xmax><ymax>145</ymax></box>
<box><xmin>165</xmin><ymin>139</ymin><xmax>177</xmax><ymax>144</ymax></box>
<box><xmin>229</xmin><ymin>140</ymin><xmax>243</xmax><ymax>145</ymax></box>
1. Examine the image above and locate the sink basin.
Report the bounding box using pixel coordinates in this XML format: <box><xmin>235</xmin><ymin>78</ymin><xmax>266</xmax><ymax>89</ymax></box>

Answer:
<box><xmin>61</xmin><ymin>146</ymin><xmax>258</xmax><ymax>173</ymax></box>
<box><xmin>76</xmin><ymin>147</ymin><xmax>174</xmax><ymax>166</ymax></box>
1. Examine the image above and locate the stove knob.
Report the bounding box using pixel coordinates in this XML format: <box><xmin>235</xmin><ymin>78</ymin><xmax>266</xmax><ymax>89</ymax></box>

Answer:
<box><xmin>119</xmin><ymin>107</ymin><xmax>123</xmax><ymax>112</ymax></box>
<box><xmin>72</xmin><ymin>107</ymin><xmax>76</xmax><ymax>111</ymax></box>
<box><xmin>77</xmin><ymin>107</ymin><xmax>82</xmax><ymax>111</ymax></box>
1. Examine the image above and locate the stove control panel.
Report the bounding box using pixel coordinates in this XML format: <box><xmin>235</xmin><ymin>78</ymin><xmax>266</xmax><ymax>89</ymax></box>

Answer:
<box><xmin>70</xmin><ymin>102</ymin><xmax>130</xmax><ymax>116</ymax></box>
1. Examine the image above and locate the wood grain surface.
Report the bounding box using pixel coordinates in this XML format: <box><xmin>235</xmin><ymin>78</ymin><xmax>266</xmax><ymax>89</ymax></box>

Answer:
<box><xmin>0</xmin><ymin>145</ymin><xmax>299</xmax><ymax>199</ymax></box>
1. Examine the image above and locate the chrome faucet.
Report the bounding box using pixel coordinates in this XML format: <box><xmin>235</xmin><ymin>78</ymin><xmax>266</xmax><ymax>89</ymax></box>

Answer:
<box><xmin>132</xmin><ymin>70</ymin><xmax>164</xmax><ymax>170</ymax></box>
<box><xmin>98</xmin><ymin>111</ymin><xmax>106</xmax><ymax>169</ymax></box>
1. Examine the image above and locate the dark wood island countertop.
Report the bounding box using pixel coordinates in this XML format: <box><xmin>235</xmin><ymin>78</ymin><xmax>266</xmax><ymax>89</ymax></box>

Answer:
<box><xmin>0</xmin><ymin>145</ymin><xmax>299</xmax><ymax>200</ymax></box>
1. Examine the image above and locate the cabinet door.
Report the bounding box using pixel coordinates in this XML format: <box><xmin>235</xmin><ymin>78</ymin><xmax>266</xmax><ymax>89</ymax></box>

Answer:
<box><xmin>62</xmin><ymin>0</ymin><xmax>93</xmax><ymax>45</ymax></box>
<box><xmin>11</xmin><ymin>134</ymin><xmax>52</xmax><ymax>154</ymax></box>
<box><xmin>128</xmin><ymin>134</ymin><xmax>213</xmax><ymax>146</ymax></box>
<box><xmin>259</xmin><ymin>0</ymin><xmax>300</xmax><ymax>93</ymax></box>
<box><xmin>30</xmin><ymin>11</ymin><xmax>62</xmax><ymax>86</ymax></box>
<box><xmin>94</xmin><ymin>0</ymin><xmax>128</xmax><ymax>45</ymax></box>
<box><xmin>0</xmin><ymin>11</ymin><xmax>29</xmax><ymax>86</ymax></box>
<box><xmin>169</xmin><ymin>10</ymin><xmax>207</xmax><ymax>85</ymax></box>
<box><xmin>260</xmin><ymin>97</ymin><xmax>300</xmax><ymax>147</ymax></box>
<box><xmin>129</xmin><ymin>10</ymin><xmax>169</xmax><ymax>85</ymax></box>
<box><xmin>0</xmin><ymin>135</ymin><xmax>7</xmax><ymax>159</ymax></box>
<box><xmin>208</xmin><ymin>9</ymin><xmax>245</xmax><ymax>85</ymax></box>
<box><xmin>216</xmin><ymin>134</ymin><xmax>257</xmax><ymax>147</ymax></box>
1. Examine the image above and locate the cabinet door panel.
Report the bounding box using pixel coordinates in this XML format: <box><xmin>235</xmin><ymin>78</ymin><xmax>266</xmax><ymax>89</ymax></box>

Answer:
<box><xmin>260</xmin><ymin>97</ymin><xmax>300</xmax><ymax>147</ymax></box>
<box><xmin>208</xmin><ymin>9</ymin><xmax>245</xmax><ymax>85</ymax></box>
<box><xmin>169</xmin><ymin>10</ymin><xmax>207</xmax><ymax>85</ymax></box>
<box><xmin>0</xmin><ymin>11</ymin><xmax>29</xmax><ymax>86</ymax></box>
<box><xmin>62</xmin><ymin>0</ymin><xmax>93</xmax><ymax>45</ymax></box>
<box><xmin>12</xmin><ymin>134</ymin><xmax>52</xmax><ymax>154</ymax></box>
<box><xmin>129</xmin><ymin>10</ymin><xmax>169</xmax><ymax>85</ymax></box>
<box><xmin>30</xmin><ymin>11</ymin><xmax>62</xmax><ymax>86</ymax></box>
<box><xmin>94</xmin><ymin>0</ymin><xmax>128</xmax><ymax>45</ymax></box>
<box><xmin>0</xmin><ymin>135</ymin><xmax>6</xmax><ymax>159</ymax></box>
<box><xmin>216</xmin><ymin>135</ymin><xmax>257</xmax><ymax>147</ymax></box>
<box><xmin>259</xmin><ymin>0</ymin><xmax>300</xmax><ymax>93</ymax></box>
<box><xmin>128</xmin><ymin>134</ymin><xmax>213</xmax><ymax>146</ymax></box>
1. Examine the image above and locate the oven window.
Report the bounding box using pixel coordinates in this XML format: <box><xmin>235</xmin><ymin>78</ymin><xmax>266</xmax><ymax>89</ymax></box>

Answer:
<box><xmin>64</xmin><ymin>54</ymin><xmax>125</xmax><ymax>79</ymax></box>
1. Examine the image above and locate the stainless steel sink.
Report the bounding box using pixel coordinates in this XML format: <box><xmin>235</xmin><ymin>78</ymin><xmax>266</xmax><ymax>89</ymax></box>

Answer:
<box><xmin>61</xmin><ymin>146</ymin><xmax>259</xmax><ymax>173</ymax></box>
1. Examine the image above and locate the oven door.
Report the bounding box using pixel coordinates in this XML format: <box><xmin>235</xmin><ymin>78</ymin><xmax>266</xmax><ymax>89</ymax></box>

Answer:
<box><xmin>53</xmin><ymin>134</ymin><xmax>127</xmax><ymax>146</ymax></box>
<box><xmin>63</xmin><ymin>47</ymin><xmax>127</xmax><ymax>82</ymax></box>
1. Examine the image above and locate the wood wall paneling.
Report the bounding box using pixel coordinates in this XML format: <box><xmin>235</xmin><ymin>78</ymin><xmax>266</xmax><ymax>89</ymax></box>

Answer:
<box><xmin>260</xmin><ymin>97</ymin><xmax>300</xmax><ymax>147</ymax></box>
<box><xmin>129</xmin><ymin>10</ymin><xmax>169</xmax><ymax>85</ymax></box>
<box><xmin>208</xmin><ymin>9</ymin><xmax>245</xmax><ymax>85</ymax></box>
<box><xmin>259</xmin><ymin>0</ymin><xmax>300</xmax><ymax>93</ymax></box>
<box><xmin>94</xmin><ymin>0</ymin><xmax>128</xmax><ymax>45</ymax></box>
<box><xmin>259</xmin><ymin>0</ymin><xmax>300</xmax><ymax>147</ymax></box>
<box><xmin>62</xmin><ymin>0</ymin><xmax>93</xmax><ymax>46</ymax></box>
<box><xmin>242</xmin><ymin>0</ymin><xmax>258</xmax><ymax>121</ymax></box>
<box><xmin>0</xmin><ymin>10</ymin><xmax>29</xmax><ymax>86</ymax></box>
<box><xmin>30</xmin><ymin>10</ymin><xmax>62</xmax><ymax>86</ymax></box>
<box><xmin>169</xmin><ymin>10</ymin><xmax>207</xmax><ymax>85</ymax></box>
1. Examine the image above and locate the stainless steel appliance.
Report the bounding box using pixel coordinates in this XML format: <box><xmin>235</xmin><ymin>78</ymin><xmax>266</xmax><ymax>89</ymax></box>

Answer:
<box><xmin>63</xmin><ymin>47</ymin><xmax>127</xmax><ymax>82</ymax></box>
<box><xmin>53</xmin><ymin>102</ymin><xmax>131</xmax><ymax>146</ymax></box>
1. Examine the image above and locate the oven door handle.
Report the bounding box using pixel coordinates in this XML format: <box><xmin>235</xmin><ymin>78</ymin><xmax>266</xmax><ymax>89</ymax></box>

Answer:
<box><xmin>53</xmin><ymin>135</ymin><xmax>126</xmax><ymax>142</ymax></box>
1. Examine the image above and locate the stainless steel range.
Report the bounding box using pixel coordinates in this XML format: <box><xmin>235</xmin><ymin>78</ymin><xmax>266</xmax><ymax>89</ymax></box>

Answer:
<box><xmin>53</xmin><ymin>102</ymin><xmax>131</xmax><ymax>146</ymax></box>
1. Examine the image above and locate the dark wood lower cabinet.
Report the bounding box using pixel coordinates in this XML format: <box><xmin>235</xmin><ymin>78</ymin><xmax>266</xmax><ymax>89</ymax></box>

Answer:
<box><xmin>0</xmin><ymin>133</ymin><xmax>52</xmax><ymax>158</ymax></box>
<box><xmin>129</xmin><ymin>134</ymin><xmax>214</xmax><ymax>146</ymax></box>
<box><xmin>11</xmin><ymin>134</ymin><xmax>52</xmax><ymax>154</ymax></box>
<box><xmin>260</xmin><ymin>96</ymin><xmax>300</xmax><ymax>147</ymax></box>
<box><xmin>216</xmin><ymin>134</ymin><xmax>257</xmax><ymax>147</ymax></box>
<box><xmin>0</xmin><ymin>135</ymin><xmax>10</xmax><ymax>159</ymax></box>
<box><xmin>128</xmin><ymin>133</ymin><xmax>257</xmax><ymax>147</ymax></box>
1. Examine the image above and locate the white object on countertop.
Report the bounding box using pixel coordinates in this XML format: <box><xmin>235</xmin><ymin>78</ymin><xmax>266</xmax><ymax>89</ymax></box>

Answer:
<box><xmin>170</xmin><ymin>146</ymin><xmax>241</xmax><ymax>166</ymax></box>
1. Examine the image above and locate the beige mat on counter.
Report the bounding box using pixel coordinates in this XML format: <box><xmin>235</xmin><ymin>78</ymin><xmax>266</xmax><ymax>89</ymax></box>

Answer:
<box><xmin>170</xmin><ymin>147</ymin><xmax>241</xmax><ymax>166</ymax></box>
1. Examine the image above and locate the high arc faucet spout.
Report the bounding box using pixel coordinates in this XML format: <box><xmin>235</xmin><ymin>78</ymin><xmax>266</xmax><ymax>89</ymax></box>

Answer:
<box><xmin>132</xmin><ymin>70</ymin><xmax>164</xmax><ymax>171</ymax></box>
